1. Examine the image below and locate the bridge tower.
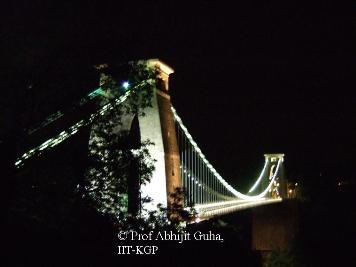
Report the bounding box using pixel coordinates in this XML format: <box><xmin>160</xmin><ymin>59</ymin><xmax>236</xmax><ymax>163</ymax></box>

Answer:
<box><xmin>263</xmin><ymin>154</ymin><xmax>285</xmax><ymax>198</ymax></box>
<box><xmin>90</xmin><ymin>59</ymin><xmax>181</xmax><ymax>212</ymax></box>
<box><xmin>142</xmin><ymin>59</ymin><xmax>182</xmax><ymax>211</ymax></box>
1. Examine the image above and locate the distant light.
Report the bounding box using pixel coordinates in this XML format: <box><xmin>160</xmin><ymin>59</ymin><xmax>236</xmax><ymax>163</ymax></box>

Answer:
<box><xmin>122</xmin><ymin>81</ymin><xmax>130</xmax><ymax>89</ymax></box>
<box><xmin>289</xmin><ymin>189</ymin><xmax>293</xmax><ymax>193</ymax></box>
<box><xmin>295</xmin><ymin>183</ymin><xmax>298</xmax><ymax>186</ymax></box>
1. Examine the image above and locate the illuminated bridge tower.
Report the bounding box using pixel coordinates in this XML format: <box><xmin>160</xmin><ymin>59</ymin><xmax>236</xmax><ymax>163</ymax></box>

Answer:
<box><xmin>104</xmin><ymin>59</ymin><xmax>181</xmax><ymax>211</ymax></box>
<box><xmin>262</xmin><ymin>154</ymin><xmax>286</xmax><ymax>199</ymax></box>
<box><xmin>142</xmin><ymin>59</ymin><xmax>182</xmax><ymax>210</ymax></box>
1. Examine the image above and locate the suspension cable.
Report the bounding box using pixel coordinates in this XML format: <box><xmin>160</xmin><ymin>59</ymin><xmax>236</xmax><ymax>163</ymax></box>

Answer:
<box><xmin>171</xmin><ymin>106</ymin><xmax>282</xmax><ymax>201</ymax></box>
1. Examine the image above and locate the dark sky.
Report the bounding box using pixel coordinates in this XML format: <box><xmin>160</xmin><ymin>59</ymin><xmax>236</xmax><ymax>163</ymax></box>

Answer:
<box><xmin>2</xmin><ymin>1</ymin><xmax>355</xmax><ymax>187</ymax></box>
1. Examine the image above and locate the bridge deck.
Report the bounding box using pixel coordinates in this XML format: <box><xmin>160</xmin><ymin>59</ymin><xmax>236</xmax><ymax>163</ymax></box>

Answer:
<box><xmin>193</xmin><ymin>198</ymin><xmax>282</xmax><ymax>219</ymax></box>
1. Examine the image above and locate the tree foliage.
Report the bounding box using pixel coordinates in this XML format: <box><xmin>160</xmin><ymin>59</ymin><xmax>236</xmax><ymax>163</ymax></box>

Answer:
<box><xmin>81</xmin><ymin>61</ymin><xmax>158</xmax><ymax>219</ymax></box>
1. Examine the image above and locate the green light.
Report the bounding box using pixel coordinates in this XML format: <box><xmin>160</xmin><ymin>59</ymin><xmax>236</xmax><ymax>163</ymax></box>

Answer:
<box><xmin>87</xmin><ymin>87</ymin><xmax>103</xmax><ymax>99</ymax></box>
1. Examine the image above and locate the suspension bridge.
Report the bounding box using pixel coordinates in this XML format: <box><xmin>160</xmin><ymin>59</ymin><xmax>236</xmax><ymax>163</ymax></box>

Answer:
<box><xmin>14</xmin><ymin>59</ymin><xmax>285</xmax><ymax>220</ymax></box>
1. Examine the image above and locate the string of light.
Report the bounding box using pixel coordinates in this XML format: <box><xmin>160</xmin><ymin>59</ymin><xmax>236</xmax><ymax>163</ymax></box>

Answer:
<box><xmin>172</xmin><ymin>106</ymin><xmax>282</xmax><ymax>201</ymax></box>
<box><xmin>248</xmin><ymin>160</ymin><xmax>268</xmax><ymax>193</ymax></box>
<box><xmin>15</xmin><ymin>80</ymin><xmax>153</xmax><ymax>168</ymax></box>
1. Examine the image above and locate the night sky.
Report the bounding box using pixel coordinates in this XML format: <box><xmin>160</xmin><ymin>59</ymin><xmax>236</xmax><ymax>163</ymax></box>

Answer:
<box><xmin>2</xmin><ymin>1</ymin><xmax>355</xmax><ymax>188</ymax></box>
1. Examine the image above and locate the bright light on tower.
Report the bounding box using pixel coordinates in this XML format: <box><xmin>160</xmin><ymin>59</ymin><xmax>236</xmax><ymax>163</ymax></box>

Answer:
<box><xmin>122</xmin><ymin>81</ymin><xmax>129</xmax><ymax>90</ymax></box>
